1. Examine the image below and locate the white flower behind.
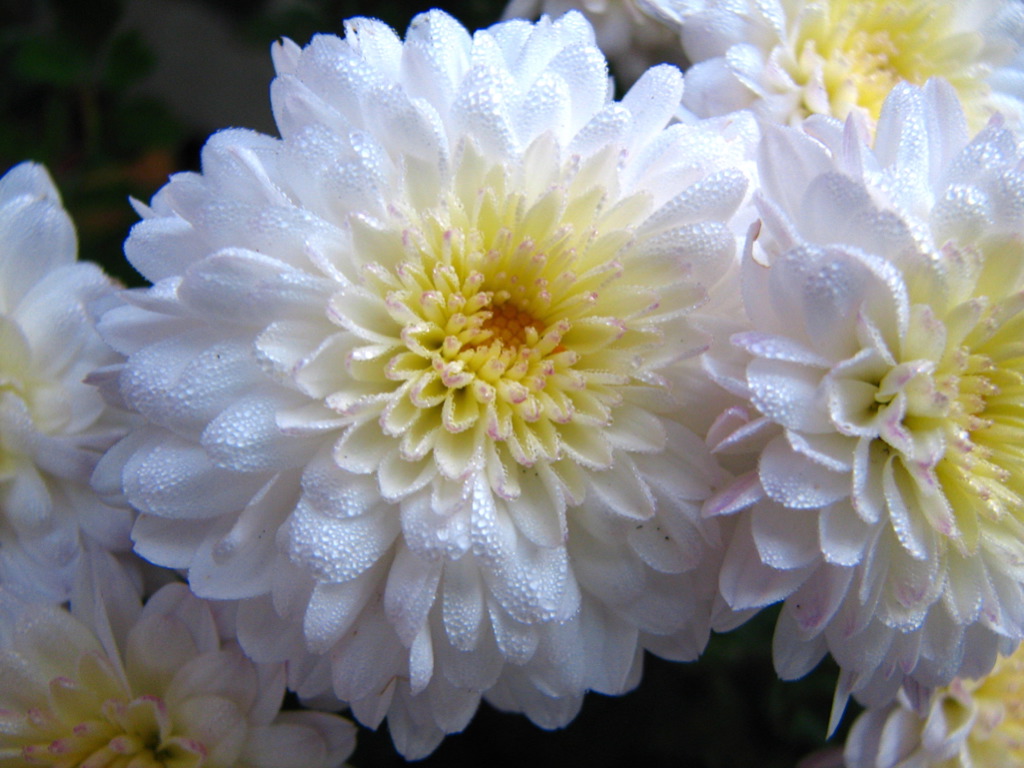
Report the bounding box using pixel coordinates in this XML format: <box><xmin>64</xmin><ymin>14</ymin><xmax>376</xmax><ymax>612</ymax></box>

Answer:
<box><xmin>98</xmin><ymin>10</ymin><xmax>753</xmax><ymax>758</ymax></box>
<box><xmin>651</xmin><ymin>0</ymin><xmax>1024</xmax><ymax>130</ymax></box>
<box><xmin>0</xmin><ymin>162</ymin><xmax>132</xmax><ymax>604</ymax></box>
<box><xmin>0</xmin><ymin>553</ymin><xmax>356</xmax><ymax>767</ymax></box>
<box><xmin>845</xmin><ymin>645</ymin><xmax>1024</xmax><ymax>767</ymax></box>
<box><xmin>501</xmin><ymin>0</ymin><xmax>688</xmax><ymax>87</ymax></box>
<box><xmin>703</xmin><ymin>80</ymin><xmax>1024</xmax><ymax>725</ymax></box>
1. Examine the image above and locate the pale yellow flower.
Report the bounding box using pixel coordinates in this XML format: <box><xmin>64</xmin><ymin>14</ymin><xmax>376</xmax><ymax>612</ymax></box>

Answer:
<box><xmin>845</xmin><ymin>644</ymin><xmax>1024</xmax><ymax>767</ymax></box>
<box><xmin>654</xmin><ymin>0</ymin><xmax>1024</xmax><ymax>130</ymax></box>
<box><xmin>0</xmin><ymin>556</ymin><xmax>355</xmax><ymax>768</ymax></box>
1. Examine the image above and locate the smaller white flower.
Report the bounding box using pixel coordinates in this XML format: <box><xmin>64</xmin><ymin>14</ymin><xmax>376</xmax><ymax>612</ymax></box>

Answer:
<box><xmin>0</xmin><ymin>162</ymin><xmax>132</xmax><ymax>604</ymax></box>
<box><xmin>0</xmin><ymin>552</ymin><xmax>356</xmax><ymax>768</ymax></box>
<box><xmin>845</xmin><ymin>644</ymin><xmax>1024</xmax><ymax>768</ymax></box>
<box><xmin>652</xmin><ymin>0</ymin><xmax>1024</xmax><ymax>130</ymax></box>
<box><xmin>703</xmin><ymin>79</ymin><xmax>1024</xmax><ymax>725</ymax></box>
<box><xmin>502</xmin><ymin>0</ymin><xmax>688</xmax><ymax>86</ymax></box>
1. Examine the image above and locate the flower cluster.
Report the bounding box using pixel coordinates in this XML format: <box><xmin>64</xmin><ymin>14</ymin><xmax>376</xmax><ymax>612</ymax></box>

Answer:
<box><xmin>4</xmin><ymin>1</ymin><xmax>1024</xmax><ymax>764</ymax></box>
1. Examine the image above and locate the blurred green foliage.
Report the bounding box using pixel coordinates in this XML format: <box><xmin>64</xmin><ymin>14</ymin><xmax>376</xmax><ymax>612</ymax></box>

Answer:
<box><xmin>0</xmin><ymin>1</ymin><xmax>854</xmax><ymax>764</ymax></box>
<box><xmin>0</xmin><ymin>0</ymin><xmax>504</xmax><ymax>286</ymax></box>
<box><xmin>2</xmin><ymin>0</ymin><xmax>184</xmax><ymax>285</ymax></box>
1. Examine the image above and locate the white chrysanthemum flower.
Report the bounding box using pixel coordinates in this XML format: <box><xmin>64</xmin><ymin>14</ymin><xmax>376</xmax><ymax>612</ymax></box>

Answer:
<box><xmin>0</xmin><ymin>554</ymin><xmax>356</xmax><ymax>768</ymax></box>
<box><xmin>650</xmin><ymin>0</ymin><xmax>1024</xmax><ymax>130</ymax></box>
<box><xmin>845</xmin><ymin>645</ymin><xmax>1024</xmax><ymax>767</ymax></box>
<box><xmin>501</xmin><ymin>0</ymin><xmax>688</xmax><ymax>86</ymax></box>
<box><xmin>97</xmin><ymin>10</ymin><xmax>753</xmax><ymax>757</ymax></box>
<box><xmin>703</xmin><ymin>79</ymin><xmax>1024</xmax><ymax>725</ymax></box>
<box><xmin>0</xmin><ymin>162</ymin><xmax>132</xmax><ymax>604</ymax></box>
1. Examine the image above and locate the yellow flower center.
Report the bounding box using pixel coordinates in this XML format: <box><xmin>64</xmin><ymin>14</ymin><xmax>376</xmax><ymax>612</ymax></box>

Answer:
<box><xmin>369</xmin><ymin>176</ymin><xmax>649</xmax><ymax>466</ymax></box>
<box><xmin>370</xmin><ymin>228</ymin><xmax>591</xmax><ymax>463</ymax></box>
<box><xmin>930</xmin><ymin>295</ymin><xmax>1024</xmax><ymax>551</ymax></box>
<box><xmin>853</xmin><ymin>241</ymin><xmax>1024</xmax><ymax>555</ymax></box>
<box><xmin>786</xmin><ymin>0</ymin><xmax>989</xmax><ymax>123</ymax></box>
<box><xmin>833</xmin><ymin>239</ymin><xmax>1024</xmax><ymax>560</ymax></box>
<box><xmin>331</xmin><ymin>142</ymin><xmax>680</xmax><ymax>497</ymax></box>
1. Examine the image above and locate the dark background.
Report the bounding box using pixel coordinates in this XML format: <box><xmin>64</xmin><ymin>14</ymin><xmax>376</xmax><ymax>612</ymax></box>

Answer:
<box><xmin>0</xmin><ymin>1</ymin><xmax>851</xmax><ymax>764</ymax></box>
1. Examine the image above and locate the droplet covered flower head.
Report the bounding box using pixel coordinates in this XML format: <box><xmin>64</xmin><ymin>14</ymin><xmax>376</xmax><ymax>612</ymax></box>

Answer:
<box><xmin>658</xmin><ymin>0</ymin><xmax>1024</xmax><ymax>130</ymax></box>
<box><xmin>0</xmin><ymin>162</ymin><xmax>132</xmax><ymax>604</ymax></box>
<box><xmin>704</xmin><ymin>79</ymin><xmax>1024</xmax><ymax>723</ymax></box>
<box><xmin>98</xmin><ymin>10</ymin><xmax>753</xmax><ymax>757</ymax></box>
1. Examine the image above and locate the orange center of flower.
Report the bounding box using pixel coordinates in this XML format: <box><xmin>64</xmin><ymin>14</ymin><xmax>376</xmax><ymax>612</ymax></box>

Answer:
<box><xmin>477</xmin><ymin>300</ymin><xmax>541</xmax><ymax>352</ymax></box>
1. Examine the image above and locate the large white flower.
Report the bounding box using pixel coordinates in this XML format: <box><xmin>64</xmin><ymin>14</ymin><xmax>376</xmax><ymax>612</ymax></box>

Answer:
<box><xmin>97</xmin><ymin>10</ymin><xmax>753</xmax><ymax>757</ymax></box>
<box><xmin>703</xmin><ymin>80</ymin><xmax>1024</xmax><ymax>725</ymax></box>
<box><xmin>845</xmin><ymin>645</ymin><xmax>1024</xmax><ymax>767</ymax></box>
<box><xmin>0</xmin><ymin>162</ymin><xmax>132</xmax><ymax>604</ymax></box>
<box><xmin>0</xmin><ymin>553</ymin><xmax>355</xmax><ymax>767</ymax></box>
<box><xmin>651</xmin><ymin>0</ymin><xmax>1024</xmax><ymax>130</ymax></box>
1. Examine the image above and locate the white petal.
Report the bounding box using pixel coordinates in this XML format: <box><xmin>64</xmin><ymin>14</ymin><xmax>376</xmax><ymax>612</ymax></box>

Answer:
<box><xmin>440</xmin><ymin>556</ymin><xmax>485</xmax><ymax>651</ymax></box>
<box><xmin>384</xmin><ymin>544</ymin><xmax>442</xmax><ymax>646</ymax></box>
<box><xmin>759</xmin><ymin>434</ymin><xmax>848</xmax><ymax>510</ymax></box>
<box><xmin>287</xmin><ymin>500</ymin><xmax>399</xmax><ymax>582</ymax></box>
<box><xmin>747</xmin><ymin>358</ymin><xmax>829</xmax><ymax>433</ymax></box>
<box><xmin>751</xmin><ymin>501</ymin><xmax>820</xmax><ymax>570</ymax></box>
<box><xmin>267</xmin><ymin>711</ymin><xmax>357</xmax><ymax>768</ymax></box>
<box><xmin>241</xmin><ymin>723</ymin><xmax>329</xmax><ymax>768</ymax></box>
<box><xmin>586</xmin><ymin>453</ymin><xmax>656</xmax><ymax>521</ymax></box>
<box><xmin>0</xmin><ymin>174</ymin><xmax>76</xmax><ymax>302</ymax></box>
<box><xmin>190</xmin><ymin>475</ymin><xmax>296</xmax><ymax>599</ymax></box>
<box><xmin>719</xmin><ymin>514</ymin><xmax>811</xmax><ymax>610</ymax></box>
<box><xmin>123</xmin><ymin>428</ymin><xmax>267</xmax><ymax>519</ymax></box>
<box><xmin>772</xmin><ymin>606</ymin><xmax>829</xmax><ymax>680</ymax></box>
<box><xmin>819</xmin><ymin>501</ymin><xmax>872</xmax><ymax>566</ymax></box>
<box><xmin>486</xmin><ymin>600</ymin><xmax>539</xmax><ymax>664</ymax></box>
<box><xmin>330</xmin><ymin>608</ymin><xmax>405</xmax><ymax>702</ymax></box>
<box><xmin>303</xmin><ymin>570</ymin><xmax>380</xmax><ymax>653</ymax></box>
<box><xmin>202</xmin><ymin>395</ymin><xmax>313</xmax><ymax>473</ymax></box>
